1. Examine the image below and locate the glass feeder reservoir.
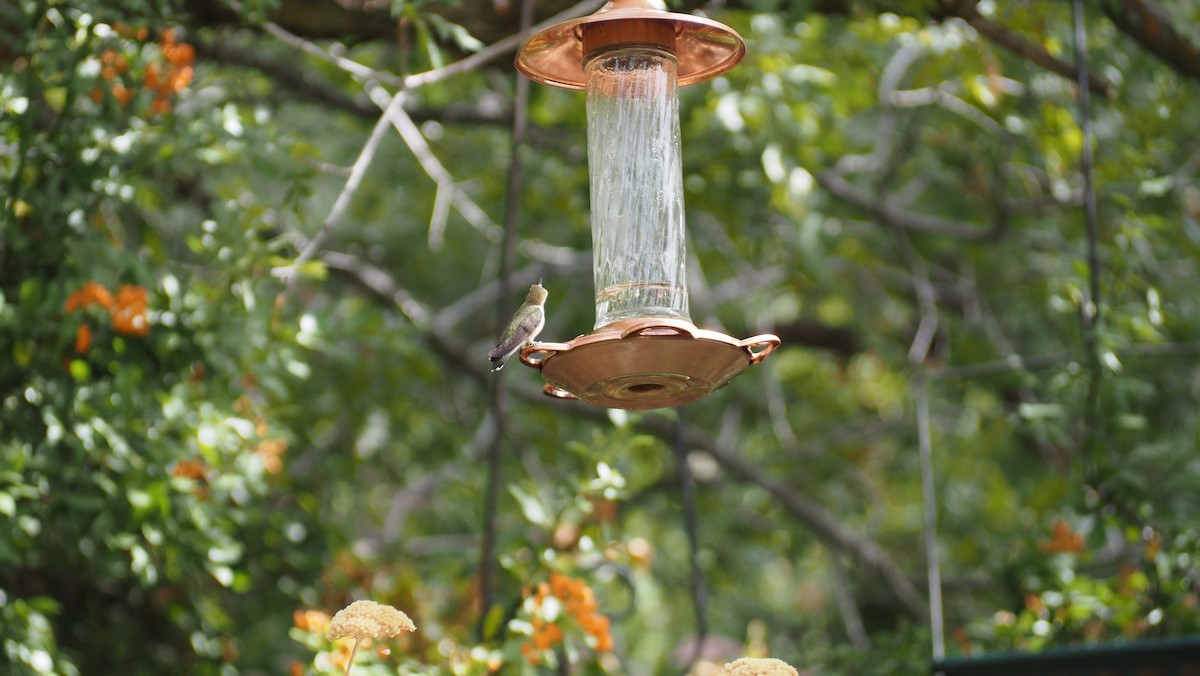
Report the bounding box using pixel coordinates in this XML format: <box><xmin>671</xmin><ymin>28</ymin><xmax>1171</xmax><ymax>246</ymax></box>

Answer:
<box><xmin>588</xmin><ymin>45</ymin><xmax>686</xmax><ymax>329</ymax></box>
<box><xmin>515</xmin><ymin>0</ymin><xmax>779</xmax><ymax>409</ymax></box>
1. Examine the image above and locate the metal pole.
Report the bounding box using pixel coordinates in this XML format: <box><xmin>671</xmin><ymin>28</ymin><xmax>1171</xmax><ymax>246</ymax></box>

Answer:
<box><xmin>916</xmin><ymin>377</ymin><xmax>945</xmax><ymax>662</ymax></box>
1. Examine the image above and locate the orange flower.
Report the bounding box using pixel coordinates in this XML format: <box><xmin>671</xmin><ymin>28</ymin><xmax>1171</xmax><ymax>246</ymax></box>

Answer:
<box><xmin>532</xmin><ymin>622</ymin><xmax>563</xmax><ymax>649</ymax></box>
<box><xmin>1144</xmin><ymin>532</ymin><xmax>1160</xmax><ymax>561</ymax></box>
<box><xmin>111</xmin><ymin>284</ymin><xmax>150</xmax><ymax>336</ymax></box>
<box><xmin>255</xmin><ymin>438</ymin><xmax>287</xmax><ymax>474</ymax></box>
<box><xmin>524</xmin><ymin>573</ymin><xmax>614</xmax><ymax>657</ymax></box>
<box><xmin>293</xmin><ymin>609</ymin><xmax>332</xmax><ymax>634</ymax></box>
<box><xmin>593</xmin><ymin>629</ymin><xmax>613</xmax><ymax>652</ymax></box>
<box><xmin>952</xmin><ymin>626</ymin><xmax>972</xmax><ymax>656</ymax></box>
<box><xmin>150</xmin><ymin>95</ymin><xmax>171</xmax><ymax>116</ymax></box>
<box><xmin>1116</xmin><ymin>562</ymin><xmax>1138</xmax><ymax>597</ymax></box>
<box><xmin>75</xmin><ymin>324</ymin><xmax>92</xmax><ymax>354</ymax></box>
<box><xmin>111</xmin><ymin>84</ymin><xmax>132</xmax><ymax>107</ymax></box>
<box><xmin>549</xmin><ymin>572</ymin><xmax>572</xmax><ymax>598</ymax></box>
<box><xmin>144</xmin><ymin>62</ymin><xmax>162</xmax><ymax>90</ymax></box>
<box><xmin>627</xmin><ymin>537</ymin><xmax>653</xmax><ymax>569</ymax></box>
<box><xmin>167</xmin><ymin>65</ymin><xmax>193</xmax><ymax>93</ymax></box>
<box><xmin>65</xmin><ymin>281</ymin><xmax>114</xmax><ymax>312</ymax></box>
<box><xmin>1038</xmin><ymin>520</ymin><xmax>1085</xmax><ymax>554</ymax></box>
<box><xmin>590</xmin><ymin>497</ymin><xmax>618</xmax><ymax>524</ymax></box>
<box><xmin>520</xmin><ymin>643</ymin><xmax>540</xmax><ymax>666</ymax></box>
<box><xmin>581</xmin><ymin>610</ymin><xmax>611</xmax><ymax>650</ymax></box>
<box><xmin>233</xmin><ymin>394</ymin><xmax>256</xmax><ymax>415</ymax></box>
<box><xmin>329</xmin><ymin>640</ymin><xmax>353</xmax><ymax>673</ymax></box>
<box><xmin>163</xmin><ymin>43</ymin><xmax>195</xmax><ymax>69</ymax></box>
<box><xmin>113</xmin><ymin>23</ymin><xmax>148</xmax><ymax>41</ymax></box>
<box><xmin>170</xmin><ymin>459</ymin><xmax>208</xmax><ymax>480</ymax></box>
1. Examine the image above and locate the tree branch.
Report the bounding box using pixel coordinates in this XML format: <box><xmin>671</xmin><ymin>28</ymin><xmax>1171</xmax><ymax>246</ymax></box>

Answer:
<box><xmin>830</xmin><ymin>554</ymin><xmax>871</xmax><ymax>649</ymax></box>
<box><xmin>196</xmin><ymin>34</ymin><xmax>512</xmax><ymax>125</ymax></box>
<box><xmin>888</xmin><ymin>84</ymin><xmax>1007</xmax><ymax>135</ymax></box>
<box><xmin>365</xmin><ymin>84</ymin><xmax>504</xmax><ymax>244</ymax></box>
<box><xmin>274</xmin><ymin>91</ymin><xmax>404</xmax><ymax>283</ymax></box>
<box><xmin>1104</xmin><ymin>0</ymin><xmax>1200</xmax><ymax>84</ymax></box>
<box><xmin>227</xmin><ymin>0</ymin><xmax>603</xmax><ymax>95</ymax></box>
<box><xmin>402</xmin><ymin>0</ymin><xmax>605</xmax><ymax>90</ymax></box>
<box><xmin>192</xmin><ymin>0</ymin><xmax>597</xmax><ymax>51</ymax></box>
<box><xmin>817</xmin><ymin>171</ymin><xmax>1001</xmax><ymax>240</ymax></box>
<box><xmin>817</xmin><ymin>44</ymin><xmax>1011</xmax><ymax>241</ymax></box>
<box><xmin>195</xmin><ymin>34</ymin><xmax>376</xmax><ymax>118</ymax></box>
<box><xmin>952</xmin><ymin>3</ymin><xmax>1114</xmax><ymax>99</ymax></box>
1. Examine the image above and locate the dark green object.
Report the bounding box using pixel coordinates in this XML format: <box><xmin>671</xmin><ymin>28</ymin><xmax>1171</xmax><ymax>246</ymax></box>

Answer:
<box><xmin>932</xmin><ymin>638</ymin><xmax>1200</xmax><ymax>675</ymax></box>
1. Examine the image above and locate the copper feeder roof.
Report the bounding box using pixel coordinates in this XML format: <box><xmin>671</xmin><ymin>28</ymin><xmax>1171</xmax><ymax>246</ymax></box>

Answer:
<box><xmin>520</xmin><ymin>319</ymin><xmax>779</xmax><ymax>410</ymax></box>
<box><xmin>515</xmin><ymin>0</ymin><xmax>746</xmax><ymax>90</ymax></box>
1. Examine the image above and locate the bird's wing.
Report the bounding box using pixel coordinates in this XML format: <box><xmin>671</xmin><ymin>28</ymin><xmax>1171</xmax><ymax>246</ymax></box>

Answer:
<box><xmin>487</xmin><ymin>308</ymin><xmax>543</xmax><ymax>360</ymax></box>
<box><xmin>487</xmin><ymin>334</ymin><xmax>523</xmax><ymax>361</ymax></box>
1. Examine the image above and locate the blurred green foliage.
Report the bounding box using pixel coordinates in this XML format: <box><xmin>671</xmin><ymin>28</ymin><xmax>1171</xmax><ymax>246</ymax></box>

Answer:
<box><xmin>2</xmin><ymin>0</ymin><xmax>1199</xmax><ymax>674</ymax></box>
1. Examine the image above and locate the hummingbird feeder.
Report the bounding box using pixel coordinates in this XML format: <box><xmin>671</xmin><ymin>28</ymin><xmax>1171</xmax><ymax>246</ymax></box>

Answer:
<box><xmin>515</xmin><ymin>0</ymin><xmax>779</xmax><ymax>409</ymax></box>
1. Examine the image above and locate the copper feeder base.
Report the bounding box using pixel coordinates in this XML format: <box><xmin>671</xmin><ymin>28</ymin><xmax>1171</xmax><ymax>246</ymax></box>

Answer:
<box><xmin>519</xmin><ymin>318</ymin><xmax>779</xmax><ymax>410</ymax></box>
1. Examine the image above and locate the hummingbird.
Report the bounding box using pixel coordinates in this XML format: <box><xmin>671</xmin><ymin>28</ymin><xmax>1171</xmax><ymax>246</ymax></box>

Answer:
<box><xmin>489</xmin><ymin>282</ymin><xmax>547</xmax><ymax>372</ymax></box>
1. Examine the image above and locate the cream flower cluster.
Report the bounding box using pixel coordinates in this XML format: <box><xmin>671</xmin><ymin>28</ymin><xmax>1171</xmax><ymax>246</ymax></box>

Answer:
<box><xmin>720</xmin><ymin>657</ymin><xmax>800</xmax><ymax>676</ymax></box>
<box><xmin>326</xmin><ymin>600</ymin><xmax>416</xmax><ymax>641</ymax></box>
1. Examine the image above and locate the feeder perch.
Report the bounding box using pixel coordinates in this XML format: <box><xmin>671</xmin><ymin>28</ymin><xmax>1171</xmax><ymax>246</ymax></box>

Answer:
<box><xmin>515</xmin><ymin>0</ymin><xmax>779</xmax><ymax>409</ymax></box>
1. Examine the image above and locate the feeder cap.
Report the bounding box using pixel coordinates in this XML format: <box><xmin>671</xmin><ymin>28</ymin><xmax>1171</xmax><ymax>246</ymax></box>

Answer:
<box><xmin>515</xmin><ymin>0</ymin><xmax>746</xmax><ymax>91</ymax></box>
<box><xmin>519</xmin><ymin>318</ymin><xmax>778</xmax><ymax>410</ymax></box>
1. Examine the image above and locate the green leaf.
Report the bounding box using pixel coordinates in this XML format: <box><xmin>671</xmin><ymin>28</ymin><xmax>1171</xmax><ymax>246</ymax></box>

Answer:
<box><xmin>425</xmin><ymin>14</ymin><xmax>484</xmax><ymax>53</ymax></box>
<box><xmin>481</xmin><ymin>602</ymin><xmax>505</xmax><ymax>640</ymax></box>
<box><xmin>296</xmin><ymin>260</ymin><xmax>327</xmax><ymax>281</ymax></box>
<box><xmin>69</xmin><ymin>359</ymin><xmax>91</xmax><ymax>382</ymax></box>
<box><xmin>509</xmin><ymin>485</ymin><xmax>551</xmax><ymax>528</ymax></box>
<box><xmin>1137</xmin><ymin>175</ymin><xmax>1174</xmax><ymax>197</ymax></box>
<box><xmin>12</xmin><ymin>341</ymin><xmax>33</xmax><ymax>368</ymax></box>
<box><xmin>18</xmin><ymin>279</ymin><xmax>41</xmax><ymax>306</ymax></box>
<box><xmin>43</xmin><ymin>87</ymin><xmax>68</xmax><ymax>113</ymax></box>
<box><xmin>1018</xmin><ymin>403</ymin><xmax>1064</xmax><ymax>420</ymax></box>
<box><xmin>128</xmin><ymin>489</ymin><xmax>153</xmax><ymax>511</ymax></box>
<box><xmin>207</xmin><ymin>541</ymin><xmax>243</xmax><ymax>565</ymax></box>
<box><xmin>209</xmin><ymin>564</ymin><xmax>235</xmax><ymax>588</ymax></box>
